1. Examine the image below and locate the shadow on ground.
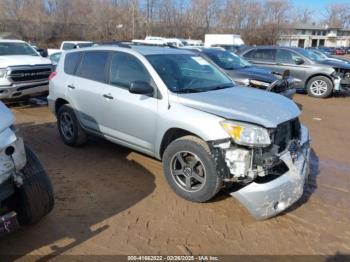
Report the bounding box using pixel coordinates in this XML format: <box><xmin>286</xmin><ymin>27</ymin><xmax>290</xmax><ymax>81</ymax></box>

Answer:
<box><xmin>0</xmin><ymin>120</ymin><xmax>156</xmax><ymax>260</ymax></box>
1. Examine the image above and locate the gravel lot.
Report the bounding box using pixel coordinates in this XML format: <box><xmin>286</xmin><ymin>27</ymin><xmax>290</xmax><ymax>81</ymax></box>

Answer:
<box><xmin>0</xmin><ymin>93</ymin><xmax>349</xmax><ymax>259</ymax></box>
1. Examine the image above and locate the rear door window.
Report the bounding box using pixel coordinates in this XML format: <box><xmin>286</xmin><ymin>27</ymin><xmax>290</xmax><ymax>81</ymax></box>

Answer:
<box><xmin>242</xmin><ymin>49</ymin><xmax>256</xmax><ymax>59</ymax></box>
<box><xmin>250</xmin><ymin>49</ymin><xmax>276</xmax><ymax>61</ymax></box>
<box><xmin>276</xmin><ymin>49</ymin><xmax>302</xmax><ymax>64</ymax></box>
<box><xmin>76</xmin><ymin>51</ymin><xmax>110</xmax><ymax>83</ymax></box>
<box><xmin>109</xmin><ymin>52</ymin><xmax>151</xmax><ymax>89</ymax></box>
<box><xmin>64</xmin><ymin>52</ymin><xmax>83</xmax><ymax>75</ymax></box>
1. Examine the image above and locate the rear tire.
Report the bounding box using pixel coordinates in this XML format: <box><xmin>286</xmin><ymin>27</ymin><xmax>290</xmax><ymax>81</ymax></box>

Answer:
<box><xmin>162</xmin><ymin>136</ymin><xmax>222</xmax><ymax>202</ymax></box>
<box><xmin>57</xmin><ymin>104</ymin><xmax>87</xmax><ymax>146</ymax></box>
<box><xmin>306</xmin><ymin>76</ymin><xmax>333</xmax><ymax>98</ymax></box>
<box><xmin>14</xmin><ymin>146</ymin><xmax>54</xmax><ymax>226</ymax></box>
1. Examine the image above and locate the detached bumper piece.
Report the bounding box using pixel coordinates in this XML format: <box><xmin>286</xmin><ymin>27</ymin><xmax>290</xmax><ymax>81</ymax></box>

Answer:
<box><xmin>230</xmin><ymin>125</ymin><xmax>310</xmax><ymax>220</ymax></box>
<box><xmin>0</xmin><ymin>211</ymin><xmax>19</xmax><ymax>237</ymax></box>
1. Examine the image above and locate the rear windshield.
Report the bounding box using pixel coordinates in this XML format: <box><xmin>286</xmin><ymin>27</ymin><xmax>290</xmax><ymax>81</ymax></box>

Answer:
<box><xmin>0</xmin><ymin>42</ymin><xmax>39</xmax><ymax>56</ymax></box>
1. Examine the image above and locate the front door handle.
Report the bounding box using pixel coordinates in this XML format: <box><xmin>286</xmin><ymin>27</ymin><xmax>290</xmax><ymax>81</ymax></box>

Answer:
<box><xmin>67</xmin><ymin>84</ymin><xmax>75</xmax><ymax>89</ymax></box>
<box><xmin>103</xmin><ymin>94</ymin><xmax>114</xmax><ymax>99</ymax></box>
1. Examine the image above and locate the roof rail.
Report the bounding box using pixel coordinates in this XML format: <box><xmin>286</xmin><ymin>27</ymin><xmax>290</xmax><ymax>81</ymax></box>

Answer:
<box><xmin>95</xmin><ymin>41</ymin><xmax>131</xmax><ymax>48</ymax></box>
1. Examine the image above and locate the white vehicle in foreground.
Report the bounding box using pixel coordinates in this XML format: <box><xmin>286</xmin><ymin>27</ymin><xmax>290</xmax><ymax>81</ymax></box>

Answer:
<box><xmin>0</xmin><ymin>39</ymin><xmax>52</xmax><ymax>100</ymax></box>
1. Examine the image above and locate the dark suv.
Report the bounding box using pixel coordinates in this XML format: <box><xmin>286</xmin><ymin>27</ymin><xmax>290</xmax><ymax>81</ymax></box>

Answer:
<box><xmin>187</xmin><ymin>47</ymin><xmax>296</xmax><ymax>98</ymax></box>
<box><xmin>238</xmin><ymin>46</ymin><xmax>349</xmax><ymax>98</ymax></box>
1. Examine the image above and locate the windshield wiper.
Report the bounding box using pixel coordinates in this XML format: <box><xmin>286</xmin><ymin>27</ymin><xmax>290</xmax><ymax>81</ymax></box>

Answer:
<box><xmin>176</xmin><ymin>88</ymin><xmax>207</xmax><ymax>93</ymax></box>
<box><xmin>207</xmin><ymin>83</ymin><xmax>234</xmax><ymax>91</ymax></box>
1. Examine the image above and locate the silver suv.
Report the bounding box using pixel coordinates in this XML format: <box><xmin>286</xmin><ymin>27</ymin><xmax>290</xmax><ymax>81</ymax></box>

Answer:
<box><xmin>48</xmin><ymin>46</ymin><xmax>310</xmax><ymax>220</ymax></box>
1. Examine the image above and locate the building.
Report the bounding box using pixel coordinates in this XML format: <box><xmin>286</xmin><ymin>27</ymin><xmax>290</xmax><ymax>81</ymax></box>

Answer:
<box><xmin>278</xmin><ymin>24</ymin><xmax>350</xmax><ymax>48</ymax></box>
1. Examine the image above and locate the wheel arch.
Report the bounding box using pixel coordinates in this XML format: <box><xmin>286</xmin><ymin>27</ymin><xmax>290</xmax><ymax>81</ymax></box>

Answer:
<box><xmin>159</xmin><ymin>128</ymin><xmax>202</xmax><ymax>160</ymax></box>
<box><xmin>305</xmin><ymin>73</ymin><xmax>334</xmax><ymax>89</ymax></box>
<box><xmin>55</xmin><ymin>98</ymin><xmax>69</xmax><ymax>115</ymax></box>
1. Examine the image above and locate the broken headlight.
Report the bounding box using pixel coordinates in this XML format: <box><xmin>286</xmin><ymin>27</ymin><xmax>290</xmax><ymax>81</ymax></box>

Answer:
<box><xmin>220</xmin><ymin>120</ymin><xmax>271</xmax><ymax>147</ymax></box>
<box><xmin>249</xmin><ymin>79</ymin><xmax>270</xmax><ymax>88</ymax></box>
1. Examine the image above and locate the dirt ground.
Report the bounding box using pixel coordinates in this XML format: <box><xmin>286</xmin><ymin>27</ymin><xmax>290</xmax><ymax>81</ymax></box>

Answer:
<box><xmin>0</xmin><ymin>93</ymin><xmax>349</xmax><ymax>259</ymax></box>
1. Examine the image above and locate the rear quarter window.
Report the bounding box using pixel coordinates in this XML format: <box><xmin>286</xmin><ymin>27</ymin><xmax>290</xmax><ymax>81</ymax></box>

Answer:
<box><xmin>64</xmin><ymin>52</ymin><xmax>83</xmax><ymax>75</ymax></box>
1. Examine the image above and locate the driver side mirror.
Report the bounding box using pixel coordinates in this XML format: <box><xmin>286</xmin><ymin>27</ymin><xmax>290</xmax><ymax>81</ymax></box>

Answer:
<box><xmin>129</xmin><ymin>81</ymin><xmax>154</xmax><ymax>96</ymax></box>
<box><xmin>37</xmin><ymin>48</ymin><xmax>48</xmax><ymax>57</ymax></box>
<box><xmin>294</xmin><ymin>57</ymin><xmax>304</xmax><ymax>65</ymax></box>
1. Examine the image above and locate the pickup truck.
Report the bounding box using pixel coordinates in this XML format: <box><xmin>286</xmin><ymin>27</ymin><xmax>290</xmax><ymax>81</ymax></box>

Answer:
<box><xmin>47</xmin><ymin>41</ymin><xmax>94</xmax><ymax>56</ymax></box>
<box><xmin>0</xmin><ymin>39</ymin><xmax>52</xmax><ymax>100</ymax></box>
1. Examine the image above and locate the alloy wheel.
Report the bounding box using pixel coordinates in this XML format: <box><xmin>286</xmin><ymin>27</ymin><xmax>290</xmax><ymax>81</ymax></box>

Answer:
<box><xmin>59</xmin><ymin>112</ymin><xmax>74</xmax><ymax>141</ymax></box>
<box><xmin>170</xmin><ymin>151</ymin><xmax>206</xmax><ymax>192</ymax></box>
<box><xmin>310</xmin><ymin>80</ymin><xmax>328</xmax><ymax>96</ymax></box>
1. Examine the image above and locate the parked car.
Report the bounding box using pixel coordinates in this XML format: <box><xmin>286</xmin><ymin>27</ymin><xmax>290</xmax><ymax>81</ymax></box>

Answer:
<box><xmin>334</xmin><ymin>47</ymin><xmax>346</xmax><ymax>55</ymax></box>
<box><xmin>307</xmin><ymin>48</ymin><xmax>350</xmax><ymax>64</ymax></box>
<box><xmin>0</xmin><ymin>39</ymin><xmax>52</xmax><ymax>100</ymax></box>
<box><xmin>0</xmin><ymin>101</ymin><xmax>54</xmax><ymax>237</ymax></box>
<box><xmin>47</xmin><ymin>41</ymin><xmax>94</xmax><ymax>56</ymax></box>
<box><xmin>318</xmin><ymin>47</ymin><xmax>335</xmax><ymax>56</ymax></box>
<box><xmin>187</xmin><ymin>47</ymin><xmax>296</xmax><ymax>99</ymax></box>
<box><xmin>238</xmin><ymin>46</ymin><xmax>348</xmax><ymax>98</ymax></box>
<box><xmin>48</xmin><ymin>46</ymin><xmax>311</xmax><ymax>220</ymax></box>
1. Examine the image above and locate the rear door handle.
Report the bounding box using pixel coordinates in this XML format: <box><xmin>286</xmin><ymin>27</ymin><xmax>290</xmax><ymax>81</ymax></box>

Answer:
<box><xmin>67</xmin><ymin>84</ymin><xmax>75</xmax><ymax>89</ymax></box>
<box><xmin>103</xmin><ymin>94</ymin><xmax>114</xmax><ymax>99</ymax></box>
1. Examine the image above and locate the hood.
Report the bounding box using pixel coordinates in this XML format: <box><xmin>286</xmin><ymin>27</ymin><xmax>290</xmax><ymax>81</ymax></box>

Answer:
<box><xmin>0</xmin><ymin>55</ymin><xmax>52</xmax><ymax>68</ymax></box>
<box><xmin>317</xmin><ymin>59</ymin><xmax>350</xmax><ymax>69</ymax></box>
<box><xmin>176</xmin><ymin>87</ymin><xmax>300</xmax><ymax>128</ymax></box>
<box><xmin>226</xmin><ymin>66</ymin><xmax>277</xmax><ymax>84</ymax></box>
<box><xmin>0</xmin><ymin>102</ymin><xmax>14</xmax><ymax>133</ymax></box>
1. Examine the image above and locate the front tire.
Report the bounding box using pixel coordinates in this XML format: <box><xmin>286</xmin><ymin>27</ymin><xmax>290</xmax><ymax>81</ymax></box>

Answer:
<box><xmin>14</xmin><ymin>146</ymin><xmax>54</xmax><ymax>226</ymax></box>
<box><xmin>57</xmin><ymin>104</ymin><xmax>87</xmax><ymax>146</ymax></box>
<box><xmin>162</xmin><ymin>136</ymin><xmax>222</xmax><ymax>202</ymax></box>
<box><xmin>306</xmin><ymin>76</ymin><xmax>333</xmax><ymax>98</ymax></box>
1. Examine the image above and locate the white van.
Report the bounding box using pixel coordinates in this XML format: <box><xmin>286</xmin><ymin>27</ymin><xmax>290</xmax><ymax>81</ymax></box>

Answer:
<box><xmin>205</xmin><ymin>34</ymin><xmax>244</xmax><ymax>47</ymax></box>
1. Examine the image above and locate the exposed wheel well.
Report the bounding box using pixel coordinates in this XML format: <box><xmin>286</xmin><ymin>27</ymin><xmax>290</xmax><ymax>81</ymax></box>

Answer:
<box><xmin>305</xmin><ymin>74</ymin><xmax>334</xmax><ymax>88</ymax></box>
<box><xmin>55</xmin><ymin>98</ymin><xmax>69</xmax><ymax>115</ymax></box>
<box><xmin>159</xmin><ymin>128</ymin><xmax>199</xmax><ymax>159</ymax></box>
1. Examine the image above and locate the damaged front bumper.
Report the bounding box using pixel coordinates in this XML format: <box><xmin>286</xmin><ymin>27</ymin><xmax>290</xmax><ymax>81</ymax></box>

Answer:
<box><xmin>0</xmin><ymin>127</ymin><xmax>27</xmax><ymax>186</ymax></box>
<box><xmin>229</xmin><ymin>125</ymin><xmax>310</xmax><ymax>220</ymax></box>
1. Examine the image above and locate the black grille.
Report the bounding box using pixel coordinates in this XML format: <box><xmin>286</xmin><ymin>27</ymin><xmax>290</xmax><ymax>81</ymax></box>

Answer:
<box><xmin>273</xmin><ymin>118</ymin><xmax>301</xmax><ymax>153</ymax></box>
<box><xmin>8</xmin><ymin>66</ymin><xmax>52</xmax><ymax>83</ymax></box>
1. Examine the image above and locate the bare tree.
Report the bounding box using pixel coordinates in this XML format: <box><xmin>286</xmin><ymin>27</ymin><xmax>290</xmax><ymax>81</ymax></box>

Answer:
<box><xmin>324</xmin><ymin>3</ymin><xmax>350</xmax><ymax>28</ymax></box>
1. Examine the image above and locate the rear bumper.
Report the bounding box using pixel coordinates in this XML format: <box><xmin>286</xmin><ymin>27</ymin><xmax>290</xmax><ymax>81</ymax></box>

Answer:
<box><xmin>231</xmin><ymin>125</ymin><xmax>310</xmax><ymax>220</ymax></box>
<box><xmin>0</xmin><ymin>81</ymin><xmax>48</xmax><ymax>99</ymax></box>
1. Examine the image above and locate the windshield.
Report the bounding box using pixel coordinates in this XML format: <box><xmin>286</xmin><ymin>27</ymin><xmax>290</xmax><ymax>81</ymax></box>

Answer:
<box><xmin>147</xmin><ymin>54</ymin><xmax>233</xmax><ymax>93</ymax></box>
<box><xmin>204</xmin><ymin>50</ymin><xmax>252</xmax><ymax>70</ymax></box>
<box><xmin>0</xmin><ymin>42</ymin><xmax>39</xmax><ymax>56</ymax></box>
<box><xmin>312</xmin><ymin>50</ymin><xmax>327</xmax><ymax>59</ymax></box>
<box><xmin>298</xmin><ymin>49</ymin><xmax>324</xmax><ymax>61</ymax></box>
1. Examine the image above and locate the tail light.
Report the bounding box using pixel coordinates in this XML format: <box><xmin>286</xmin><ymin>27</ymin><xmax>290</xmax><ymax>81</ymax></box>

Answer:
<box><xmin>48</xmin><ymin>71</ymin><xmax>57</xmax><ymax>81</ymax></box>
